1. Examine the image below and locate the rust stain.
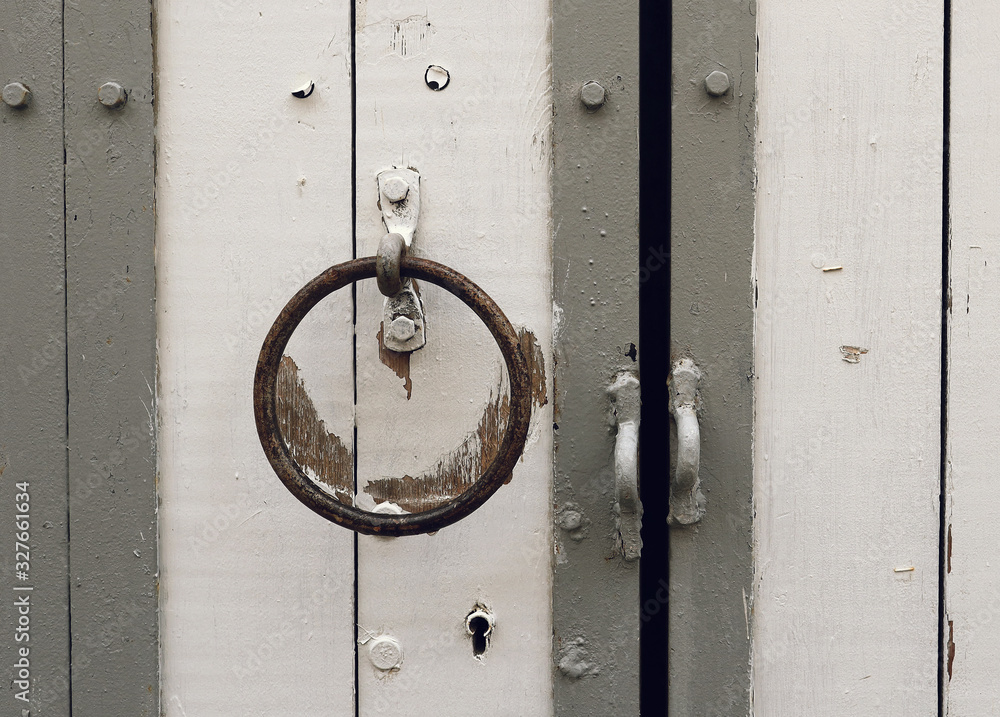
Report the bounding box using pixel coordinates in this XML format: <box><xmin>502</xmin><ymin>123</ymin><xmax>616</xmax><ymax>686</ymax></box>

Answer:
<box><xmin>276</xmin><ymin>356</ymin><xmax>353</xmax><ymax>505</ymax></box>
<box><xmin>377</xmin><ymin>322</ymin><xmax>412</xmax><ymax>400</ymax></box>
<box><xmin>947</xmin><ymin>524</ymin><xmax>952</xmax><ymax>573</ymax></box>
<box><xmin>365</xmin><ymin>328</ymin><xmax>547</xmax><ymax>511</ymax></box>
<box><xmin>948</xmin><ymin>620</ymin><xmax>955</xmax><ymax>680</ymax></box>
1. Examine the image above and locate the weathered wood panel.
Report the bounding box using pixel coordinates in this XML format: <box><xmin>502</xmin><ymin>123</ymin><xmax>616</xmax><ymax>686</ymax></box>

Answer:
<box><xmin>155</xmin><ymin>2</ymin><xmax>357</xmax><ymax>712</ymax></box>
<box><xmin>754</xmin><ymin>3</ymin><xmax>943</xmax><ymax>713</ymax></box>
<box><xmin>352</xmin><ymin>2</ymin><xmax>554</xmax><ymax>713</ymax></box>
<box><xmin>669</xmin><ymin>2</ymin><xmax>756</xmax><ymax>715</ymax></box>
<box><xmin>0</xmin><ymin>2</ymin><xmax>70</xmax><ymax>713</ymax></box>
<box><xmin>64</xmin><ymin>1</ymin><xmax>158</xmax><ymax>713</ymax></box>
<box><xmin>946</xmin><ymin>2</ymin><xmax>1000</xmax><ymax>711</ymax></box>
<box><xmin>551</xmin><ymin>0</ymin><xmax>642</xmax><ymax>714</ymax></box>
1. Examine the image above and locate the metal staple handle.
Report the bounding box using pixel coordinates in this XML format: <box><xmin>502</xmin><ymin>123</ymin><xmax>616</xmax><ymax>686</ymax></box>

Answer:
<box><xmin>609</xmin><ymin>373</ymin><xmax>642</xmax><ymax>560</ymax></box>
<box><xmin>253</xmin><ymin>255</ymin><xmax>532</xmax><ymax>537</ymax></box>
<box><xmin>668</xmin><ymin>358</ymin><xmax>704</xmax><ymax>525</ymax></box>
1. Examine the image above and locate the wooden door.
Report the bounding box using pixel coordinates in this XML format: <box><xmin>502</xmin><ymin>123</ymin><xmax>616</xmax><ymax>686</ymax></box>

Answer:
<box><xmin>155</xmin><ymin>1</ymin><xmax>640</xmax><ymax>715</ymax></box>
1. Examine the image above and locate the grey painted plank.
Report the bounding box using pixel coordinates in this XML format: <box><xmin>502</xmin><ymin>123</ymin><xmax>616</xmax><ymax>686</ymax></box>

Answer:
<box><xmin>552</xmin><ymin>1</ymin><xmax>641</xmax><ymax>714</ymax></box>
<box><xmin>64</xmin><ymin>2</ymin><xmax>158</xmax><ymax>714</ymax></box>
<box><xmin>669</xmin><ymin>1</ymin><xmax>756</xmax><ymax>714</ymax></box>
<box><xmin>0</xmin><ymin>4</ymin><xmax>72</xmax><ymax>714</ymax></box>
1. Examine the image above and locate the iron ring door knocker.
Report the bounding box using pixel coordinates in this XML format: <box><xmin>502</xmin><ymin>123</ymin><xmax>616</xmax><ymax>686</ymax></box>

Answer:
<box><xmin>253</xmin><ymin>250</ymin><xmax>532</xmax><ymax>537</ymax></box>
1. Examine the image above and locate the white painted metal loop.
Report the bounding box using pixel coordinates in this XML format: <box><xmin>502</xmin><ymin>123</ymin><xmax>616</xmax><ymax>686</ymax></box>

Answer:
<box><xmin>609</xmin><ymin>372</ymin><xmax>642</xmax><ymax>560</ymax></box>
<box><xmin>668</xmin><ymin>359</ymin><xmax>704</xmax><ymax>525</ymax></box>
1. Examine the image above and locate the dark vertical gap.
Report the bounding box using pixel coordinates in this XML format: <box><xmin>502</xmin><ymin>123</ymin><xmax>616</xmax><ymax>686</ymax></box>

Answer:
<box><xmin>62</xmin><ymin>0</ymin><xmax>73</xmax><ymax>711</ymax></box>
<box><xmin>939</xmin><ymin>2</ymin><xmax>951</xmax><ymax>714</ymax></box>
<box><xmin>639</xmin><ymin>0</ymin><xmax>671</xmax><ymax>713</ymax></box>
<box><xmin>350</xmin><ymin>1</ymin><xmax>360</xmax><ymax>715</ymax></box>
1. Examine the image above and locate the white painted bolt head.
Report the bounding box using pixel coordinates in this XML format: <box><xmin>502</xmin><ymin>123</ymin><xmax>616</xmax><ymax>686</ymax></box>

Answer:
<box><xmin>382</xmin><ymin>177</ymin><xmax>410</xmax><ymax>203</ymax></box>
<box><xmin>580</xmin><ymin>81</ymin><xmax>606</xmax><ymax>109</ymax></box>
<box><xmin>388</xmin><ymin>315</ymin><xmax>416</xmax><ymax>343</ymax></box>
<box><xmin>98</xmin><ymin>82</ymin><xmax>127</xmax><ymax>108</ymax></box>
<box><xmin>2</xmin><ymin>82</ymin><xmax>31</xmax><ymax>108</ymax></box>
<box><xmin>368</xmin><ymin>636</ymin><xmax>403</xmax><ymax>671</ymax></box>
<box><xmin>704</xmin><ymin>70</ymin><xmax>731</xmax><ymax>97</ymax></box>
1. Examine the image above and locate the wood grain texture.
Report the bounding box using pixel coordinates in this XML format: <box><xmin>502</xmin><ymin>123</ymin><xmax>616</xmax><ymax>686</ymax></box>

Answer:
<box><xmin>0</xmin><ymin>2</ymin><xmax>70</xmax><ymax>713</ymax></box>
<box><xmin>946</xmin><ymin>2</ymin><xmax>1000</xmax><ymax>711</ymax></box>
<box><xmin>155</xmin><ymin>2</ymin><xmax>356</xmax><ymax>712</ymax></box>
<box><xmin>754</xmin><ymin>3</ymin><xmax>943</xmax><ymax>713</ymax></box>
<box><xmin>352</xmin><ymin>1</ymin><xmax>554</xmax><ymax>713</ymax></box>
<box><xmin>64</xmin><ymin>1</ymin><xmax>158</xmax><ymax>713</ymax></box>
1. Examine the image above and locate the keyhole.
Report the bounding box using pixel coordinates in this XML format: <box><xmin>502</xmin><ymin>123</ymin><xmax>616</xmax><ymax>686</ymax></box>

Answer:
<box><xmin>465</xmin><ymin>608</ymin><xmax>494</xmax><ymax>659</ymax></box>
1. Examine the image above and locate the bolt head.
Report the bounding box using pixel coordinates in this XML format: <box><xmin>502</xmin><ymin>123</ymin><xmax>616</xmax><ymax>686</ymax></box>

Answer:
<box><xmin>382</xmin><ymin>177</ymin><xmax>410</xmax><ymax>203</ymax></box>
<box><xmin>2</xmin><ymin>82</ymin><xmax>31</xmax><ymax>109</ymax></box>
<box><xmin>388</xmin><ymin>316</ymin><xmax>416</xmax><ymax>343</ymax></box>
<box><xmin>98</xmin><ymin>82</ymin><xmax>127</xmax><ymax>109</ymax></box>
<box><xmin>580</xmin><ymin>81</ymin><xmax>606</xmax><ymax>110</ymax></box>
<box><xmin>705</xmin><ymin>70</ymin><xmax>731</xmax><ymax>97</ymax></box>
<box><xmin>368</xmin><ymin>636</ymin><xmax>403</xmax><ymax>671</ymax></box>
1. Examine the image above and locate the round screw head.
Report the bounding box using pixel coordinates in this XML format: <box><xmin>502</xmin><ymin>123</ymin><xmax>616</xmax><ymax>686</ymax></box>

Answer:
<box><xmin>368</xmin><ymin>636</ymin><xmax>403</xmax><ymax>671</ymax></box>
<box><xmin>98</xmin><ymin>82</ymin><xmax>127</xmax><ymax>109</ymax></box>
<box><xmin>704</xmin><ymin>70</ymin><xmax>731</xmax><ymax>97</ymax></box>
<box><xmin>382</xmin><ymin>176</ymin><xmax>410</xmax><ymax>203</ymax></box>
<box><xmin>580</xmin><ymin>81</ymin><xmax>606</xmax><ymax>110</ymax></box>
<box><xmin>388</xmin><ymin>316</ymin><xmax>416</xmax><ymax>343</ymax></box>
<box><xmin>2</xmin><ymin>82</ymin><xmax>31</xmax><ymax>109</ymax></box>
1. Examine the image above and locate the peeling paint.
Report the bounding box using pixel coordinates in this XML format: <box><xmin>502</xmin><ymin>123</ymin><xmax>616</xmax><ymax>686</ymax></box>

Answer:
<box><xmin>362</xmin><ymin>14</ymin><xmax>434</xmax><ymax>59</ymax></box>
<box><xmin>276</xmin><ymin>356</ymin><xmax>353</xmax><ymax>504</ymax></box>
<box><xmin>947</xmin><ymin>524</ymin><xmax>952</xmax><ymax>573</ymax></box>
<box><xmin>365</xmin><ymin>328</ymin><xmax>546</xmax><ymax>511</ymax></box>
<box><xmin>839</xmin><ymin>345</ymin><xmax>869</xmax><ymax>363</ymax></box>
<box><xmin>376</xmin><ymin>322</ymin><xmax>412</xmax><ymax>400</ymax></box>
<box><xmin>948</xmin><ymin>620</ymin><xmax>955</xmax><ymax>680</ymax></box>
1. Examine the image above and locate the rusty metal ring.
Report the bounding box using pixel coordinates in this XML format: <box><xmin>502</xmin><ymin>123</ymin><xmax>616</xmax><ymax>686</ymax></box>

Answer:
<box><xmin>253</xmin><ymin>256</ymin><xmax>532</xmax><ymax>537</ymax></box>
<box><xmin>375</xmin><ymin>232</ymin><xmax>406</xmax><ymax>297</ymax></box>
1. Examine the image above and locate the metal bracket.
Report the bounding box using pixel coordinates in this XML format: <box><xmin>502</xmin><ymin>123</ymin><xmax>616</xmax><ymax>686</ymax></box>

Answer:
<box><xmin>667</xmin><ymin>358</ymin><xmax>704</xmax><ymax>525</ymax></box>
<box><xmin>377</xmin><ymin>169</ymin><xmax>425</xmax><ymax>353</ymax></box>
<box><xmin>609</xmin><ymin>372</ymin><xmax>642</xmax><ymax>560</ymax></box>
<box><xmin>378</xmin><ymin>168</ymin><xmax>420</xmax><ymax>247</ymax></box>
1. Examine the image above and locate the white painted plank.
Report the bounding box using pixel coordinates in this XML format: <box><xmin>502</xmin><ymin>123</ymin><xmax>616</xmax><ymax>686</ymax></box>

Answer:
<box><xmin>754</xmin><ymin>4</ymin><xmax>943</xmax><ymax>713</ymax></box>
<box><xmin>946</xmin><ymin>2</ymin><xmax>1000</xmax><ymax>711</ymax></box>
<box><xmin>155</xmin><ymin>3</ymin><xmax>357</xmax><ymax>713</ymax></box>
<box><xmin>352</xmin><ymin>2</ymin><xmax>554</xmax><ymax>714</ymax></box>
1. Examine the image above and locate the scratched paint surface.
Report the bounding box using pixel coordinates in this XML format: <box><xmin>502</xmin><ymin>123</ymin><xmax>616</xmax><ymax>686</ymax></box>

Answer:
<box><xmin>155</xmin><ymin>2</ymin><xmax>357</xmax><ymax>713</ymax></box>
<box><xmin>754</xmin><ymin>3</ymin><xmax>943</xmax><ymax>713</ymax></box>
<box><xmin>352</xmin><ymin>1</ymin><xmax>554</xmax><ymax>713</ymax></box>
<box><xmin>946</xmin><ymin>2</ymin><xmax>1000</xmax><ymax>712</ymax></box>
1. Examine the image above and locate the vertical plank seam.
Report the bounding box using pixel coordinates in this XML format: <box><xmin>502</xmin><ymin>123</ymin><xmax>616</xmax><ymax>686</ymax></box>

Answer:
<box><xmin>61</xmin><ymin>0</ymin><xmax>74</xmax><ymax>711</ymax></box>
<box><xmin>939</xmin><ymin>1</ymin><xmax>952</xmax><ymax>714</ymax></box>
<box><xmin>351</xmin><ymin>0</ymin><xmax>360</xmax><ymax>713</ymax></box>
<box><xmin>639</xmin><ymin>0</ymin><xmax>671</xmax><ymax>712</ymax></box>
